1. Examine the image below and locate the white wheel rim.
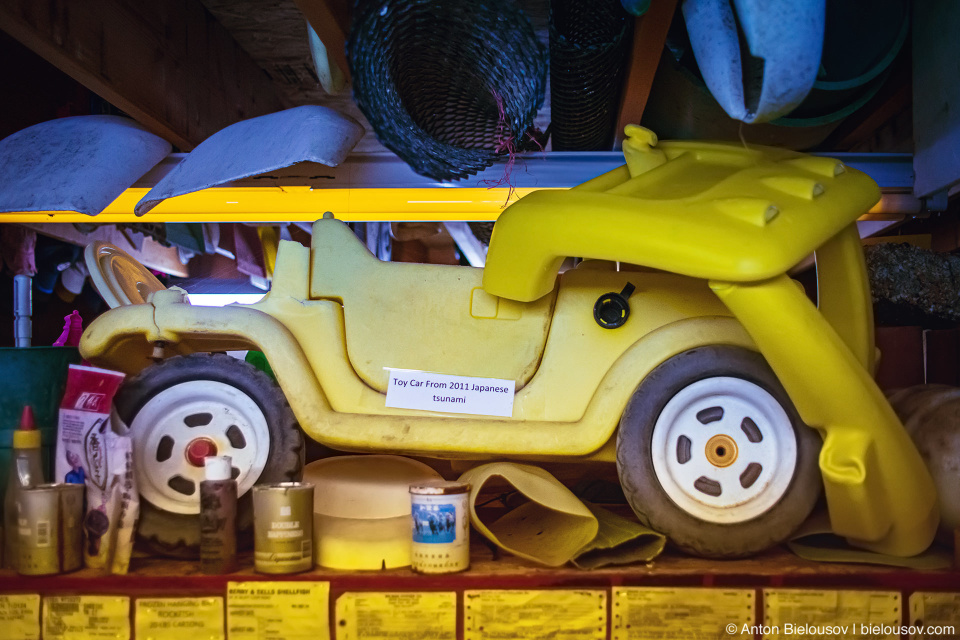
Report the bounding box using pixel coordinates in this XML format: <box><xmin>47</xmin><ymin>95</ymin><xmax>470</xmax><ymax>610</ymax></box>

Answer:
<box><xmin>129</xmin><ymin>381</ymin><xmax>271</xmax><ymax>514</ymax></box>
<box><xmin>650</xmin><ymin>377</ymin><xmax>797</xmax><ymax>524</ymax></box>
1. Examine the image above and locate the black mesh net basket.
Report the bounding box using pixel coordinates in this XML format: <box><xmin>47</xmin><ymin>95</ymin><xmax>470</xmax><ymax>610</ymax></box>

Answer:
<box><xmin>348</xmin><ymin>0</ymin><xmax>547</xmax><ymax>181</ymax></box>
<box><xmin>550</xmin><ymin>0</ymin><xmax>632</xmax><ymax>151</ymax></box>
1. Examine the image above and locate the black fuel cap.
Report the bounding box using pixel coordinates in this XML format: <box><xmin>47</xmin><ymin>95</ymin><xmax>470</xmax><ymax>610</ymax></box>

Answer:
<box><xmin>594</xmin><ymin>283</ymin><xmax>636</xmax><ymax>329</ymax></box>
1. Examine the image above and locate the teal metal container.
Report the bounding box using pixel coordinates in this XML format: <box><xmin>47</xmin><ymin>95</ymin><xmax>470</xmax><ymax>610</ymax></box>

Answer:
<box><xmin>0</xmin><ymin>347</ymin><xmax>82</xmax><ymax>502</ymax></box>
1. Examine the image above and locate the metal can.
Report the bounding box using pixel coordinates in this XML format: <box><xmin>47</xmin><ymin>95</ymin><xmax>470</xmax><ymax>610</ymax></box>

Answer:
<box><xmin>409</xmin><ymin>481</ymin><xmax>471</xmax><ymax>574</ymax></box>
<box><xmin>16</xmin><ymin>485</ymin><xmax>61</xmax><ymax>575</ymax></box>
<box><xmin>252</xmin><ymin>482</ymin><xmax>314</xmax><ymax>574</ymax></box>
<box><xmin>58</xmin><ymin>483</ymin><xmax>85</xmax><ymax>572</ymax></box>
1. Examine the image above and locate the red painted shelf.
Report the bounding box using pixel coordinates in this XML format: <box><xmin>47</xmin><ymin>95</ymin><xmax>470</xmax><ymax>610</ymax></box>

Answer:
<box><xmin>2</xmin><ymin>544</ymin><xmax>959</xmax><ymax>596</ymax></box>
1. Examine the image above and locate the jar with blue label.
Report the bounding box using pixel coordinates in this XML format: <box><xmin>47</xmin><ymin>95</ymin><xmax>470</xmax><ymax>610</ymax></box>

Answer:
<box><xmin>409</xmin><ymin>481</ymin><xmax>470</xmax><ymax>574</ymax></box>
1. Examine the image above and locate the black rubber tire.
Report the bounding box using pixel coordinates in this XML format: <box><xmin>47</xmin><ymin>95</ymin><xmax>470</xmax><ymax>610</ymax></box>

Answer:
<box><xmin>616</xmin><ymin>346</ymin><xmax>822</xmax><ymax>558</ymax></box>
<box><xmin>115</xmin><ymin>353</ymin><xmax>304</xmax><ymax>558</ymax></box>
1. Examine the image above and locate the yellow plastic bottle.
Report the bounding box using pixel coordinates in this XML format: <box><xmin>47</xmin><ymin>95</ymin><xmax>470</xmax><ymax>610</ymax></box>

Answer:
<box><xmin>3</xmin><ymin>406</ymin><xmax>44</xmax><ymax>570</ymax></box>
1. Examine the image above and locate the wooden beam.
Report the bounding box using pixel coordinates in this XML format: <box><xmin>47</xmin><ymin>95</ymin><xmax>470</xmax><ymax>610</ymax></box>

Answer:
<box><xmin>294</xmin><ymin>0</ymin><xmax>352</xmax><ymax>83</ymax></box>
<box><xmin>0</xmin><ymin>31</ymin><xmax>88</xmax><ymax>142</ymax></box>
<box><xmin>820</xmin><ymin>54</ymin><xmax>912</xmax><ymax>152</ymax></box>
<box><xmin>615</xmin><ymin>0</ymin><xmax>680</xmax><ymax>147</ymax></box>
<box><xmin>0</xmin><ymin>0</ymin><xmax>288</xmax><ymax>150</ymax></box>
<box><xmin>829</xmin><ymin>83</ymin><xmax>911</xmax><ymax>151</ymax></box>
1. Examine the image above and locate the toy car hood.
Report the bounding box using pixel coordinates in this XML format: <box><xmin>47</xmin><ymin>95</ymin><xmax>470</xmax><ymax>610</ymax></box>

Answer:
<box><xmin>483</xmin><ymin>137</ymin><xmax>880</xmax><ymax>302</ymax></box>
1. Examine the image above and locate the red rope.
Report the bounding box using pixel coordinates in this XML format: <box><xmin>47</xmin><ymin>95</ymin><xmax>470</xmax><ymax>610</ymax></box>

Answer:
<box><xmin>478</xmin><ymin>90</ymin><xmax>546</xmax><ymax>208</ymax></box>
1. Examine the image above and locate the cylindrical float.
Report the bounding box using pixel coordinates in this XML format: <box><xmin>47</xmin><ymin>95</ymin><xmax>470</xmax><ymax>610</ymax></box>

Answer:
<box><xmin>550</xmin><ymin>0</ymin><xmax>632</xmax><ymax>150</ymax></box>
<box><xmin>348</xmin><ymin>0</ymin><xmax>546</xmax><ymax>180</ymax></box>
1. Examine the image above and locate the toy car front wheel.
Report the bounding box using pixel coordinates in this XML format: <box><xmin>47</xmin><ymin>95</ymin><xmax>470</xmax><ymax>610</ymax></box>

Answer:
<box><xmin>616</xmin><ymin>346</ymin><xmax>821</xmax><ymax>557</ymax></box>
<box><xmin>115</xmin><ymin>353</ymin><xmax>304</xmax><ymax>556</ymax></box>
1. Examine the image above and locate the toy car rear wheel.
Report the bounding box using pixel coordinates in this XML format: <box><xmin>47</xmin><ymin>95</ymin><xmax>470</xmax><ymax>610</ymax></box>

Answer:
<box><xmin>115</xmin><ymin>352</ymin><xmax>304</xmax><ymax>557</ymax></box>
<box><xmin>616</xmin><ymin>346</ymin><xmax>821</xmax><ymax>557</ymax></box>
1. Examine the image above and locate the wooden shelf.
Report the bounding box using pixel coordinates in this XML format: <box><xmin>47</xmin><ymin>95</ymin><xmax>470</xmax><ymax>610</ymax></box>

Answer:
<box><xmin>3</xmin><ymin>544</ymin><xmax>959</xmax><ymax>595</ymax></box>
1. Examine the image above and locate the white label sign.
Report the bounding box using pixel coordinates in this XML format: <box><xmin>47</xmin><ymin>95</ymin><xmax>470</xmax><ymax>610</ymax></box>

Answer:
<box><xmin>385</xmin><ymin>370</ymin><xmax>515</xmax><ymax>417</ymax></box>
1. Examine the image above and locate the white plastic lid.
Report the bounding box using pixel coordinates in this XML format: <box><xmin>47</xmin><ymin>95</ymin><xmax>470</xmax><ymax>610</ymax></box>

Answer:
<box><xmin>204</xmin><ymin>455</ymin><xmax>233</xmax><ymax>481</ymax></box>
<box><xmin>303</xmin><ymin>455</ymin><xmax>443</xmax><ymax>519</ymax></box>
<box><xmin>409</xmin><ymin>480</ymin><xmax>470</xmax><ymax>495</ymax></box>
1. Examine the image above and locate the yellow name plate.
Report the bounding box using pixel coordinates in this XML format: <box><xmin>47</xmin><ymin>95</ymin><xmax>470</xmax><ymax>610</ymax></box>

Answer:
<box><xmin>613</xmin><ymin>587</ymin><xmax>755</xmax><ymax>640</ymax></box>
<box><xmin>136</xmin><ymin>597</ymin><xmax>225</xmax><ymax>640</ymax></box>
<box><xmin>336</xmin><ymin>592</ymin><xmax>456</xmax><ymax>640</ymax></box>
<box><xmin>464</xmin><ymin>589</ymin><xmax>606</xmax><ymax>640</ymax></box>
<box><xmin>0</xmin><ymin>594</ymin><xmax>41</xmax><ymax>640</ymax></box>
<box><xmin>908</xmin><ymin>592</ymin><xmax>960</xmax><ymax>640</ymax></box>
<box><xmin>763</xmin><ymin>590</ymin><xmax>901</xmax><ymax>640</ymax></box>
<box><xmin>43</xmin><ymin>595</ymin><xmax>130</xmax><ymax>640</ymax></box>
<box><xmin>227</xmin><ymin>581</ymin><xmax>330</xmax><ymax>640</ymax></box>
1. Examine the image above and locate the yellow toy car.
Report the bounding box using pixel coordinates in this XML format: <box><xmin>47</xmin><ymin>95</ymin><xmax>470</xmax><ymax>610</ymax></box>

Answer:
<box><xmin>81</xmin><ymin>126</ymin><xmax>938</xmax><ymax>559</ymax></box>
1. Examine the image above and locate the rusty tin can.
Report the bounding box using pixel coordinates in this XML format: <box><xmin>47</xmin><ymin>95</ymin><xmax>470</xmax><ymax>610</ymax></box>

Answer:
<box><xmin>252</xmin><ymin>482</ymin><xmax>314</xmax><ymax>574</ymax></box>
<box><xmin>16</xmin><ymin>485</ymin><xmax>61</xmax><ymax>575</ymax></box>
<box><xmin>58</xmin><ymin>483</ymin><xmax>85</xmax><ymax>572</ymax></box>
<box><xmin>409</xmin><ymin>481</ymin><xmax>471</xmax><ymax>574</ymax></box>
<box><xmin>16</xmin><ymin>483</ymin><xmax>85</xmax><ymax>575</ymax></box>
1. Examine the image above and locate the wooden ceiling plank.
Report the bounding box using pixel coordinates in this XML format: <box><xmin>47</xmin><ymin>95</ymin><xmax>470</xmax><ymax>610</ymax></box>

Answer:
<box><xmin>830</xmin><ymin>83</ymin><xmax>911</xmax><ymax>152</ymax></box>
<box><xmin>615</xmin><ymin>0</ymin><xmax>680</xmax><ymax>147</ymax></box>
<box><xmin>821</xmin><ymin>55</ymin><xmax>912</xmax><ymax>152</ymax></box>
<box><xmin>293</xmin><ymin>0</ymin><xmax>352</xmax><ymax>83</ymax></box>
<box><xmin>0</xmin><ymin>0</ymin><xmax>288</xmax><ymax>150</ymax></box>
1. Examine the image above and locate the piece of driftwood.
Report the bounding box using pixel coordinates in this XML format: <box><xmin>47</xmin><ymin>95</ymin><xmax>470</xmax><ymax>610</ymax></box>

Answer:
<box><xmin>865</xmin><ymin>242</ymin><xmax>960</xmax><ymax>324</ymax></box>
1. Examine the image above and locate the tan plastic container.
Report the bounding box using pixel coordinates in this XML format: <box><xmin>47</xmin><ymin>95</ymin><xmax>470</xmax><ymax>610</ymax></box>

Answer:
<box><xmin>303</xmin><ymin>455</ymin><xmax>442</xmax><ymax>570</ymax></box>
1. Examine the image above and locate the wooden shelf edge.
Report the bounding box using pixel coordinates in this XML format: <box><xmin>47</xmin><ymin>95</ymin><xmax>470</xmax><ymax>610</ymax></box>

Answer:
<box><xmin>3</xmin><ymin>548</ymin><xmax>958</xmax><ymax>594</ymax></box>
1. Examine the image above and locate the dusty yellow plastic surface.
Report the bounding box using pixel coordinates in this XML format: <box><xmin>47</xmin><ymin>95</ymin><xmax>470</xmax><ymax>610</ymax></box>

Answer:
<box><xmin>458</xmin><ymin>463</ymin><xmax>598</xmax><ymax>567</ymax></box>
<box><xmin>303</xmin><ymin>455</ymin><xmax>442</xmax><ymax>570</ymax></box>
<box><xmin>815</xmin><ymin>223</ymin><xmax>876</xmax><ymax>373</ymax></box>
<box><xmin>309</xmin><ymin>220</ymin><xmax>556</xmax><ymax>391</ymax></box>
<box><xmin>79</xmin><ymin>128</ymin><xmax>937</xmax><ymax>557</ymax></box>
<box><xmin>82</xmin><ymin>236</ymin><xmax>748</xmax><ymax>461</ymax></box>
<box><xmin>712</xmin><ymin>275</ymin><xmax>938</xmax><ymax>556</ymax></box>
<box><xmin>483</xmin><ymin>136</ymin><xmax>879</xmax><ymax>302</ymax></box>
